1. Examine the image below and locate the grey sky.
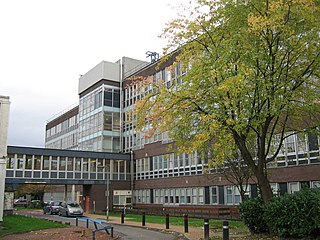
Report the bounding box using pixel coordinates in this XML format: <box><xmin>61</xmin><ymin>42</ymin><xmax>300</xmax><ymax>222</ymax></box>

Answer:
<box><xmin>0</xmin><ymin>0</ymin><xmax>188</xmax><ymax>148</ymax></box>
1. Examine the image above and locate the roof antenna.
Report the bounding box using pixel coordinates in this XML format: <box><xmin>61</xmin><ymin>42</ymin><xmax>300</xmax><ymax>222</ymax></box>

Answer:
<box><xmin>146</xmin><ymin>51</ymin><xmax>159</xmax><ymax>63</ymax></box>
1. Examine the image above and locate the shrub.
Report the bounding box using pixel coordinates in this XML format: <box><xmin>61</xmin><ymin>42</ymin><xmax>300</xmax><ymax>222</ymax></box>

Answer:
<box><xmin>238</xmin><ymin>198</ymin><xmax>268</xmax><ymax>234</ymax></box>
<box><xmin>264</xmin><ymin>188</ymin><xmax>320</xmax><ymax>238</ymax></box>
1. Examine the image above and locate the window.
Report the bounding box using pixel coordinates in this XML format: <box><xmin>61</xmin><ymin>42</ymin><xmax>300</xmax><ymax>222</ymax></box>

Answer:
<box><xmin>6</xmin><ymin>154</ymin><xmax>15</xmax><ymax>169</ymax></box>
<box><xmin>186</xmin><ymin>189</ymin><xmax>191</xmax><ymax>204</ymax></box>
<box><xmin>192</xmin><ymin>188</ymin><xmax>197</xmax><ymax>204</ymax></box>
<box><xmin>59</xmin><ymin>157</ymin><xmax>66</xmax><ymax>171</ymax></box>
<box><xmin>83</xmin><ymin>158</ymin><xmax>89</xmax><ymax>171</ymax></box>
<box><xmin>34</xmin><ymin>156</ymin><xmax>41</xmax><ymax>170</ymax></box>
<box><xmin>51</xmin><ymin>157</ymin><xmax>57</xmax><ymax>170</ymax></box>
<box><xmin>286</xmin><ymin>133</ymin><xmax>296</xmax><ymax>153</ymax></box>
<box><xmin>73</xmin><ymin>158</ymin><xmax>80</xmax><ymax>171</ymax></box>
<box><xmin>25</xmin><ymin>155</ymin><xmax>32</xmax><ymax>169</ymax></box>
<box><xmin>94</xmin><ymin>91</ymin><xmax>102</xmax><ymax>109</ymax></box>
<box><xmin>43</xmin><ymin>156</ymin><xmax>50</xmax><ymax>170</ymax></box>
<box><xmin>104</xmin><ymin>90</ymin><xmax>113</xmax><ymax>107</ymax></box>
<box><xmin>312</xmin><ymin>181</ymin><xmax>320</xmax><ymax>188</ymax></box>
<box><xmin>289</xmin><ymin>182</ymin><xmax>300</xmax><ymax>193</ymax></box>
<box><xmin>270</xmin><ymin>183</ymin><xmax>279</xmax><ymax>196</ymax></box>
<box><xmin>66</xmin><ymin>158</ymin><xmax>73</xmax><ymax>171</ymax></box>
<box><xmin>226</xmin><ymin>186</ymin><xmax>233</xmax><ymax>204</ymax></box>
<box><xmin>308</xmin><ymin>133</ymin><xmax>319</xmax><ymax>151</ymax></box>
<box><xmin>211</xmin><ymin>187</ymin><xmax>218</xmax><ymax>204</ymax></box>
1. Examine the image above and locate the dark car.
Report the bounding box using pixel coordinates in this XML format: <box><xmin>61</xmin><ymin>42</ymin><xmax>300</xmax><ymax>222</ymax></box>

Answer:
<box><xmin>59</xmin><ymin>202</ymin><xmax>83</xmax><ymax>217</ymax></box>
<box><xmin>43</xmin><ymin>201</ymin><xmax>61</xmax><ymax>214</ymax></box>
<box><xmin>13</xmin><ymin>199</ymin><xmax>30</xmax><ymax>208</ymax></box>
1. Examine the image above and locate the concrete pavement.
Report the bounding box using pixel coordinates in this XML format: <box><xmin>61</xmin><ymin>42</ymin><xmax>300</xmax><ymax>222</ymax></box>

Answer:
<box><xmin>85</xmin><ymin>213</ymin><xmax>205</xmax><ymax>240</ymax></box>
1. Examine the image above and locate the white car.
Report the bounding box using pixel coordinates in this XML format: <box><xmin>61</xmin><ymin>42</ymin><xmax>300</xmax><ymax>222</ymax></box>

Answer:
<box><xmin>59</xmin><ymin>202</ymin><xmax>83</xmax><ymax>217</ymax></box>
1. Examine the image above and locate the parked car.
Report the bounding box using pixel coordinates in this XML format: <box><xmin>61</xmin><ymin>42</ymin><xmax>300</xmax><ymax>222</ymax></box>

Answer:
<box><xmin>43</xmin><ymin>201</ymin><xmax>61</xmax><ymax>214</ymax></box>
<box><xmin>31</xmin><ymin>200</ymin><xmax>43</xmax><ymax>208</ymax></box>
<box><xmin>59</xmin><ymin>202</ymin><xmax>83</xmax><ymax>217</ymax></box>
<box><xmin>13</xmin><ymin>199</ymin><xmax>29</xmax><ymax>208</ymax></box>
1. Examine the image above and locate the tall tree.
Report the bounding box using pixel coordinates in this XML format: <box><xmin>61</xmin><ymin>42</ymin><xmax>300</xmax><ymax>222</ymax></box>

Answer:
<box><xmin>134</xmin><ymin>0</ymin><xmax>320</xmax><ymax>202</ymax></box>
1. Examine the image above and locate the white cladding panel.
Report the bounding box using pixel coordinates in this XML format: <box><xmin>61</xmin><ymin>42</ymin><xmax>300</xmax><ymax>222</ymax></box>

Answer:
<box><xmin>0</xmin><ymin>95</ymin><xmax>10</xmax><ymax>158</ymax></box>
<box><xmin>78</xmin><ymin>61</ymin><xmax>120</xmax><ymax>94</ymax></box>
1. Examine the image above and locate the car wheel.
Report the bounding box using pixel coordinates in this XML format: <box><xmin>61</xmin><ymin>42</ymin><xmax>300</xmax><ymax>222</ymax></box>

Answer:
<box><xmin>43</xmin><ymin>210</ymin><xmax>46</xmax><ymax>214</ymax></box>
<box><xmin>58</xmin><ymin>211</ymin><xmax>62</xmax><ymax>216</ymax></box>
<box><xmin>49</xmin><ymin>209</ymin><xmax>53</xmax><ymax>215</ymax></box>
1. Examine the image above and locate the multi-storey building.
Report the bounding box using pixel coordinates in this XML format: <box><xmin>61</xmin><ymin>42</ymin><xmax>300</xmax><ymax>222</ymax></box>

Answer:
<box><xmin>45</xmin><ymin>54</ymin><xmax>320</xmax><ymax>217</ymax></box>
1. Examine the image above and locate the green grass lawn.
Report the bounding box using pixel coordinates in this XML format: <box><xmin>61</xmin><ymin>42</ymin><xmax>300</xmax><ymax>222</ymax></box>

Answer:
<box><xmin>100</xmin><ymin>212</ymin><xmax>247</xmax><ymax>230</ymax></box>
<box><xmin>0</xmin><ymin>215</ymin><xmax>66</xmax><ymax>237</ymax></box>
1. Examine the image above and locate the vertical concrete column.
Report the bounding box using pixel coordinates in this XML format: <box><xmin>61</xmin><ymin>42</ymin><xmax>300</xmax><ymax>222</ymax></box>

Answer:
<box><xmin>71</xmin><ymin>184</ymin><xmax>76</xmax><ymax>202</ymax></box>
<box><xmin>0</xmin><ymin>159</ymin><xmax>6</xmax><ymax>222</ymax></box>
<box><xmin>64</xmin><ymin>185</ymin><xmax>68</xmax><ymax>202</ymax></box>
<box><xmin>0</xmin><ymin>95</ymin><xmax>10</xmax><ymax>222</ymax></box>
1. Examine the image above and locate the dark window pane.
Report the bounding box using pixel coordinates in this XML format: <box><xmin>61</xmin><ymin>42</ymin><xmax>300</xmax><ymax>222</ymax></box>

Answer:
<box><xmin>308</xmin><ymin>133</ymin><xmax>319</xmax><ymax>151</ymax></box>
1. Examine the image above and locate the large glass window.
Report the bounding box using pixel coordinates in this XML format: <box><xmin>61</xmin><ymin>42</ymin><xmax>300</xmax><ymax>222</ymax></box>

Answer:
<box><xmin>308</xmin><ymin>133</ymin><xmax>319</xmax><ymax>151</ymax></box>
<box><xmin>59</xmin><ymin>157</ymin><xmax>66</xmax><ymax>171</ymax></box>
<box><xmin>6</xmin><ymin>154</ymin><xmax>15</xmax><ymax>169</ymax></box>
<box><xmin>90</xmin><ymin>159</ymin><xmax>96</xmax><ymax>172</ymax></box>
<box><xmin>43</xmin><ymin>156</ymin><xmax>49</xmax><ymax>170</ymax></box>
<box><xmin>286</xmin><ymin>133</ymin><xmax>296</xmax><ymax>153</ymax></box>
<box><xmin>67</xmin><ymin>157</ymin><xmax>74</xmax><ymax>171</ymax></box>
<box><xmin>34</xmin><ymin>156</ymin><xmax>41</xmax><ymax>170</ymax></box>
<box><xmin>83</xmin><ymin>158</ymin><xmax>89</xmax><ymax>171</ymax></box>
<box><xmin>94</xmin><ymin>91</ymin><xmax>102</xmax><ymax>109</ymax></box>
<box><xmin>25</xmin><ymin>155</ymin><xmax>32</xmax><ymax>169</ymax></box>
<box><xmin>75</xmin><ymin>158</ymin><xmax>81</xmax><ymax>171</ymax></box>
<box><xmin>51</xmin><ymin>157</ymin><xmax>57</xmax><ymax>170</ymax></box>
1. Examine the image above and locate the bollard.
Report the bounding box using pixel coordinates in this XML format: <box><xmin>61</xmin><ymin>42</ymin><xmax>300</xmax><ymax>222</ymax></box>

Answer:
<box><xmin>86</xmin><ymin>218</ymin><xmax>89</xmax><ymax>228</ymax></box>
<box><xmin>204</xmin><ymin>219</ymin><xmax>209</xmax><ymax>240</ymax></box>
<box><xmin>92</xmin><ymin>230</ymin><xmax>96</xmax><ymax>240</ymax></box>
<box><xmin>142</xmin><ymin>212</ymin><xmax>146</xmax><ymax>226</ymax></box>
<box><xmin>111</xmin><ymin>227</ymin><xmax>114</xmax><ymax>238</ymax></box>
<box><xmin>223</xmin><ymin>220</ymin><xmax>229</xmax><ymax>240</ymax></box>
<box><xmin>184</xmin><ymin>214</ymin><xmax>189</xmax><ymax>233</ymax></box>
<box><xmin>121</xmin><ymin>211</ymin><xmax>125</xmax><ymax>224</ymax></box>
<box><xmin>165</xmin><ymin>213</ymin><xmax>170</xmax><ymax>229</ymax></box>
<box><xmin>76</xmin><ymin>217</ymin><xmax>78</xmax><ymax>227</ymax></box>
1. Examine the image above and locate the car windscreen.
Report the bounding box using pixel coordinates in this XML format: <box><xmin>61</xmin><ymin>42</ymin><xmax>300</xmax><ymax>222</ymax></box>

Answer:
<box><xmin>68</xmin><ymin>203</ymin><xmax>80</xmax><ymax>207</ymax></box>
<box><xmin>52</xmin><ymin>202</ymin><xmax>60</xmax><ymax>206</ymax></box>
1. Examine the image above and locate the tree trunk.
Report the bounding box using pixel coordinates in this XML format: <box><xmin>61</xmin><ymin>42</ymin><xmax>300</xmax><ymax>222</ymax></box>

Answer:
<box><xmin>255</xmin><ymin>169</ymin><xmax>273</xmax><ymax>203</ymax></box>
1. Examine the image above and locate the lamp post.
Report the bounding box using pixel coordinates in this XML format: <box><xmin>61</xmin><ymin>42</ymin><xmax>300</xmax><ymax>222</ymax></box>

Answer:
<box><xmin>106</xmin><ymin>171</ymin><xmax>109</xmax><ymax>222</ymax></box>
<box><xmin>98</xmin><ymin>164</ymin><xmax>110</xmax><ymax>222</ymax></box>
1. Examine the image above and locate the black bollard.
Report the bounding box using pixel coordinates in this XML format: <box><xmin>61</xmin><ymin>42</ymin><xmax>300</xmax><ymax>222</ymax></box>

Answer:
<box><xmin>110</xmin><ymin>227</ymin><xmax>114</xmax><ymax>238</ymax></box>
<box><xmin>86</xmin><ymin>218</ymin><xmax>89</xmax><ymax>228</ymax></box>
<box><xmin>92</xmin><ymin>230</ymin><xmax>96</xmax><ymax>240</ymax></box>
<box><xmin>142</xmin><ymin>212</ymin><xmax>146</xmax><ymax>226</ymax></box>
<box><xmin>121</xmin><ymin>210</ymin><xmax>125</xmax><ymax>224</ymax></box>
<box><xmin>204</xmin><ymin>219</ymin><xmax>209</xmax><ymax>240</ymax></box>
<box><xmin>165</xmin><ymin>213</ymin><xmax>170</xmax><ymax>229</ymax></box>
<box><xmin>223</xmin><ymin>220</ymin><xmax>229</xmax><ymax>240</ymax></box>
<box><xmin>76</xmin><ymin>217</ymin><xmax>78</xmax><ymax>226</ymax></box>
<box><xmin>184</xmin><ymin>214</ymin><xmax>189</xmax><ymax>233</ymax></box>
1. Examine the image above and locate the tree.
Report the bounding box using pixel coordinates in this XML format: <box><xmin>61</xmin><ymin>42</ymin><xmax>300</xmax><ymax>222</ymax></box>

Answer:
<box><xmin>134</xmin><ymin>0</ymin><xmax>320</xmax><ymax>203</ymax></box>
<box><xmin>17</xmin><ymin>184</ymin><xmax>47</xmax><ymax>201</ymax></box>
<box><xmin>215</xmin><ymin>154</ymin><xmax>253</xmax><ymax>202</ymax></box>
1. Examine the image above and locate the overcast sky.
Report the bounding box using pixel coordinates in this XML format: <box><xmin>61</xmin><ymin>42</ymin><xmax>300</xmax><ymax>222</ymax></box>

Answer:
<box><xmin>0</xmin><ymin>0</ymin><xmax>189</xmax><ymax>148</ymax></box>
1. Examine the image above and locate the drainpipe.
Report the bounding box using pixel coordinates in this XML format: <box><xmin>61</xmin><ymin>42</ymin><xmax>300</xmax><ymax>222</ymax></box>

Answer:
<box><xmin>130</xmin><ymin>150</ymin><xmax>134</xmax><ymax>207</ymax></box>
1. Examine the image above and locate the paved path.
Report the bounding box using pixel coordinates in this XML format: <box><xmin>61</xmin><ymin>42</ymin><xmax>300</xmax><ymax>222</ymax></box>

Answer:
<box><xmin>86</xmin><ymin>213</ymin><xmax>204</xmax><ymax>240</ymax></box>
<box><xmin>16</xmin><ymin>210</ymin><xmax>188</xmax><ymax>240</ymax></box>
